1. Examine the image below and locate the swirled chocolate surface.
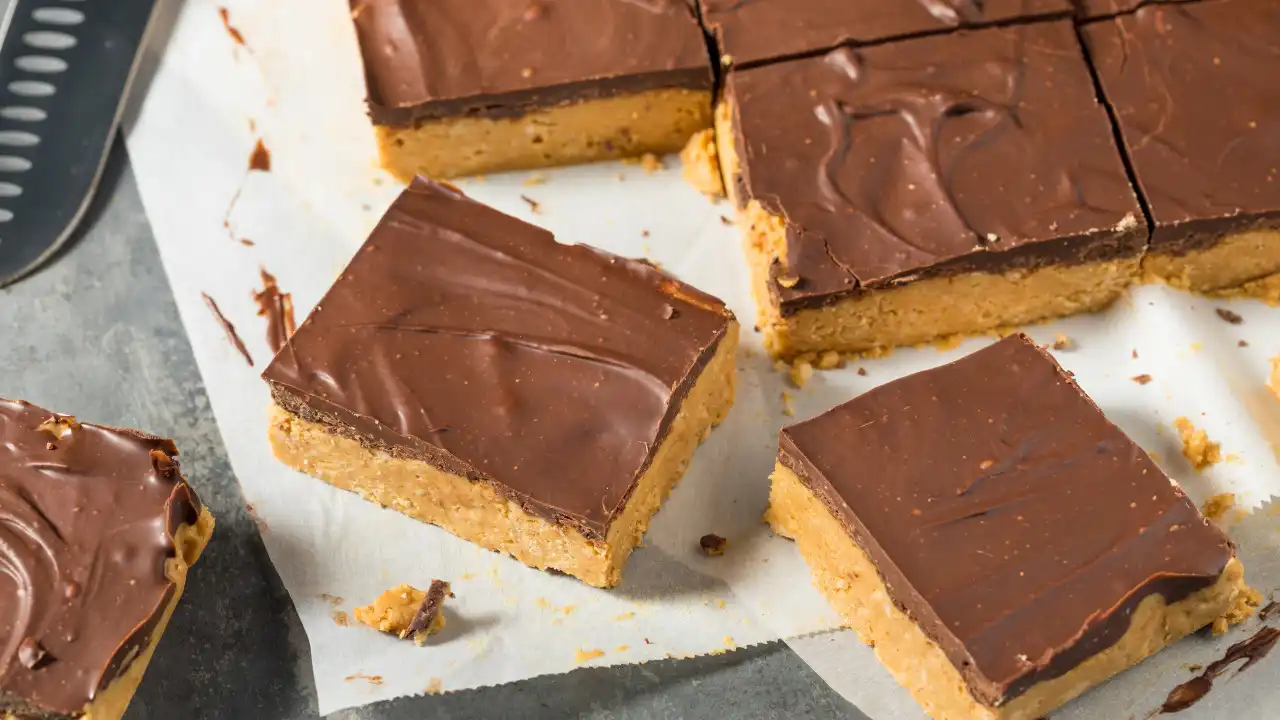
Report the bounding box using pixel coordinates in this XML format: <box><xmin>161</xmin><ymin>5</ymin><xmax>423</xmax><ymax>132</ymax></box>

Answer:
<box><xmin>698</xmin><ymin>0</ymin><xmax>1072</xmax><ymax>68</ymax></box>
<box><xmin>0</xmin><ymin>399</ymin><xmax>203</xmax><ymax>717</ymax></box>
<box><xmin>262</xmin><ymin>179</ymin><xmax>733</xmax><ymax>539</ymax></box>
<box><xmin>351</xmin><ymin>0</ymin><xmax>713</xmax><ymax>126</ymax></box>
<box><xmin>725</xmin><ymin>21</ymin><xmax>1146</xmax><ymax>313</ymax></box>
<box><xmin>779</xmin><ymin>334</ymin><xmax>1235</xmax><ymax>706</ymax></box>
<box><xmin>1082</xmin><ymin>0</ymin><xmax>1280</xmax><ymax>253</ymax></box>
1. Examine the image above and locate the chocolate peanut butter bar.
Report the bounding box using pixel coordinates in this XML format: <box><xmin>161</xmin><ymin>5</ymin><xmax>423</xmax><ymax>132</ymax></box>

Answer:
<box><xmin>716</xmin><ymin>20</ymin><xmax>1146</xmax><ymax>358</ymax></box>
<box><xmin>1082</xmin><ymin>0</ymin><xmax>1280</xmax><ymax>295</ymax></box>
<box><xmin>262</xmin><ymin>179</ymin><xmax>738</xmax><ymax>588</ymax></box>
<box><xmin>352</xmin><ymin>0</ymin><xmax>713</xmax><ymax>180</ymax></box>
<box><xmin>697</xmin><ymin>0</ymin><xmax>1072</xmax><ymax>69</ymax></box>
<box><xmin>766</xmin><ymin>334</ymin><xmax>1246</xmax><ymax>719</ymax></box>
<box><xmin>0</xmin><ymin>399</ymin><xmax>215</xmax><ymax>720</ymax></box>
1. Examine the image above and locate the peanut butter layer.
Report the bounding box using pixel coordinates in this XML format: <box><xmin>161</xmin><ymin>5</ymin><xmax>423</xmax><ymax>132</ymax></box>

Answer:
<box><xmin>1083</xmin><ymin>0</ymin><xmax>1280</xmax><ymax>292</ymax></box>
<box><xmin>0</xmin><ymin>399</ymin><xmax>214</xmax><ymax>720</ymax></box>
<box><xmin>262</xmin><ymin>179</ymin><xmax>737</xmax><ymax>585</ymax></box>
<box><xmin>773</xmin><ymin>335</ymin><xmax>1239</xmax><ymax>710</ymax></box>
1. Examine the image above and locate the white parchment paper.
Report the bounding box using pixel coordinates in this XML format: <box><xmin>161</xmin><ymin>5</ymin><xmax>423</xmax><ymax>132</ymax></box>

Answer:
<box><xmin>123</xmin><ymin>0</ymin><xmax>1280</xmax><ymax>715</ymax></box>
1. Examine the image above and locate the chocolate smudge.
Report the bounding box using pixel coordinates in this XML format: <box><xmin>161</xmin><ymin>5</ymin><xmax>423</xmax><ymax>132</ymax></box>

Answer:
<box><xmin>249</xmin><ymin>139</ymin><xmax>271</xmax><ymax>172</ymax></box>
<box><xmin>202</xmin><ymin>292</ymin><xmax>254</xmax><ymax>365</ymax></box>
<box><xmin>1160</xmin><ymin>627</ymin><xmax>1280</xmax><ymax>713</ymax></box>
<box><xmin>218</xmin><ymin>7</ymin><xmax>246</xmax><ymax>48</ymax></box>
<box><xmin>252</xmin><ymin>269</ymin><xmax>296</xmax><ymax>356</ymax></box>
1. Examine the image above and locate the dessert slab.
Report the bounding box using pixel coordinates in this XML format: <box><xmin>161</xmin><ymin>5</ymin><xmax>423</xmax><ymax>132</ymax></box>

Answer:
<box><xmin>119</xmin><ymin>0</ymin><xmax>1280</xmax><ymax>716</ymax></box>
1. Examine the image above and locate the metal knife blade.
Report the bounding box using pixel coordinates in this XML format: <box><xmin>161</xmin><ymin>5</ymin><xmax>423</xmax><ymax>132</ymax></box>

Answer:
<box><xmin>0</xmin><ymin>0</ymin><xmax>159</xmax><ymax>288</ymax></box>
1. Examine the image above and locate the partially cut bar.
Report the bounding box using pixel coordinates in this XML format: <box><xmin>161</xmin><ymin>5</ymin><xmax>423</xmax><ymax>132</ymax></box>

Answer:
<box><xmin>697</xmin><ymin>0</ymin><xmax>1072</xmax><ymax>69</ymax></box>
<box><xmin>717</xmin><ymin>21</ymin><xmax>1147</xmax><ymax>358</ymax></box>
<box><xmin>262</xmin><ymin>179</ymin><xmax>738</xmax><ymax>588</ymax></box>
<box><xmin>353</xmin><ymin>0</ymin><xmax>713</xmax><ymax>180</ymax></box>
<box><xmin>0</xmin><ymin>399</ymin><xmax>215</xmax><ymax>720</ymax></box>
<box><xmin>767</xmin><ymin>334</ymin><xmax>1246</xmax><ymax>719</ymax></box>
<box><xmin>1082</xmin><ymin>0</ymin><xmax>1280</xmax><ymax>295</ymax></box>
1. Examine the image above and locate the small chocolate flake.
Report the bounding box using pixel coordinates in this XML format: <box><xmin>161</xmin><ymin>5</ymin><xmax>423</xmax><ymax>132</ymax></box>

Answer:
<box><xmin>699</xmin><ymin>534</ymin><xmax>727</xmax><ymax>556</ymax></box>
<box><xmin>402</xmin><ymin>579</ymin><xmax>451</xmax><ymax>643</ymax></box>
<box><xmin>1215</xmin><ymin>308</ymin><xmax>1243</xmax><ymax>324</ymax></box>
<box><xmin>719</xmin><ymin>215</ymin><xmax>733</xmax><ymax>226</ymax></box>
<box><xmin>641</xmin><ymin>229</ymin><xmax>650</xmax><ymax>238</ymax></box>
<box><xmin>661</xmin><ymin>304</ymin><xmax>678</xmax><ymax>320</ymax></box>
<box><xmin>1132</xmin><ymin>374</ymin><xmax>1153</xmax><ymax>385</ymax></box>
<box><xmin>1239</xmin><ymin>339</ymin><xmax>1249</xmax><ymax>347</ymax></box>
<box><xmin>17</xmin><ymin>638</ymin><xmax>47</xmax><ymax>669</ymax></box>
<box><xmin>520</xmin><ymin>195</ymin><xmax>541</xmax><ymax>214</ymax></box>
<box><xmin>857</xmin><ymin>368</ymin><xmax>867</xmax><ymax>377</ymax></box>
<box><xmin>1132</xmin><ymin>348</ymin><xmax>1139</xmax><ymax>359</ymax></box>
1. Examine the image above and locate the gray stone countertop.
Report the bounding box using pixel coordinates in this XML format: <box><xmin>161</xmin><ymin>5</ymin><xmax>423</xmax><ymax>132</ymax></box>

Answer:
<box><xmin>0</xmin><ymin>140</ymin><xmax>868</xmax><ymax>719</ymax></box>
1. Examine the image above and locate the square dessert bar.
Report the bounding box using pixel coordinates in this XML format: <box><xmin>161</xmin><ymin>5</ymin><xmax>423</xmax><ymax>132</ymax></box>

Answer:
<box><xmin>1082</xmin><ymin>0</ymin><xmax>1280</xmax><ymax>295</ymax></box>
<box><xmin>263</xmin><ymin>179</ymin><xmax>738</xmax><ymax>588</ymax></box>
<box><xmin>698</xmin><ymin>0</ymin><xmax>1072</xmax><ymax>69</ymax></box>
<box><xmin>767</xmin><ymin>334</ymin><xmax>1245</xmax><ymax>719</ymax></box>
<box><xmin>0</xmin><ymin>399</ymin><xmax>214</xmax><ymax>720</ymax></box>
<box><xmin>716</xmin><ymin>20</ymin><xmax>1147</xmax><ymax>358</ymax></box>
<box><xmin>352</xmin><ymin>0</ymin><xmax>714</xmax><ymax>180</ymax></box>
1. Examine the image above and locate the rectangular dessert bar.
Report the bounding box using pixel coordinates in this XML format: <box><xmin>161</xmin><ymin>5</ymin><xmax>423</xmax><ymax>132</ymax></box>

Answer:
<box><xmin>0</xmin><ymin>399</ymin><xmax>214</xmax><ymax>720</ymax></box>
<box><xmin>766</xmin><ymin>334</ymin><xmax>1245</xmax><ymax>719</ymax></box>
<box><xmin>262</xmin><ymin>178</ymin><xmax>738</xmax><ymax>588</ymax></box>
<box><xmin>352</xmin><ymin>0</ymin><xmax>714</xmax><ymax>180</ymax></box>
<box><xmin>721</xmin><ymin>20</ymin><xmax>1152</xmax><ymax>356</ymax></box>
<box><xmin>716</xmin><ymin>20</ymin><xmax>1147</xmax><ymax>358</ymax></box>
<box><xmin>1082</xmin><ymin>0</ymin><xmax>1280</xmax><ymax>296</ymax></box>
<box><xmin>697</xmin><ymin>0</ymin><xmax>1072</xmax><ymax>69</ymax></box>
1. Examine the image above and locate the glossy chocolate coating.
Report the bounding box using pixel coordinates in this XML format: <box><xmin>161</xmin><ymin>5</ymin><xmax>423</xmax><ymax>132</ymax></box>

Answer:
<box><xmin>725</xmin><ymin>21</ymin><xmax>1146</xmax><ymax>313</ymax></box>
<box><xmin>262</xmin><ymin>179</ymin><xmax>733</xmax><ymax>539</ymax></box>
<box><xmin>779</xmin><ymin>335</ymin><xmax>1234</xmax><ymax>706</ymax></box>
<box><xmin>1082</xmin><ymin>0</ymin><xmax>1280</xmax><ymax>253</ymax></box>
<box><xmin>698</xmin><ymin>0</ymin><xmax>1072</xmax><ymax>68</ymax></box>
<box><xmin>351</xmin><ymin>0</ymin><xmax>713</xmax><ymax>127</ymax></box>
<box><xmin>0</xmin><ymin>399</ymin><xmax>203</xmax><ymax>718</ymax></box>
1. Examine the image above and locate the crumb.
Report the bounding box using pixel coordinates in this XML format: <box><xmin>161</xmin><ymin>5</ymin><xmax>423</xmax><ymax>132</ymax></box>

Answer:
<box><xmin>815</xmin><ymin>350</ymin><xmax>842</xmax><ymax>370</ymax></box>
<box><xmin>332</xmin><ymin>610</ymin><xmax>350</xmax><ymax>627</ymax></box>
<box><xmin>523</xmin><ymin>172</ymin><xmax>547</xmax><ymax>186</ymax></box>
<box><xmin>1212</xmin><ymin>584</ymin><xmax>1263</xmax><ymax>635</ymax></box>
<box><xmin>1051</xmin><ymin>333</ymin><xmax>1073</xmax><ymax>351</ymax></box>
<box><xmin>1131</xmin><ymin>374</ymin><xmax>1153</xmax><ymax>385</ymax></box>
<box><xmin>560</xmin><ymin>604</ymin><xmax>576</xmax><ymax>616</ymax></box>
<box><xmin>724</xmin><ymin>636</ymin><xmax>735</xmax><ymax>646</ymax></box>
<box><xmin>344</xmin><ymin>673</ymin><xmax>384</xmax><ymax>686</ymax></box>
<box><xmin>777</xmin><ymin>273</ymin><xmax>800</xmax><ymax>288</ymax></box>
<box><xmin>639</xmin><ymin>153</ymin><xmax>664</xmax><ymax>174</ymax></box>
<box><xmin>699</xmin><ymin>534</ymin><xmax>727</xmax><ymax>556</ymax></box>
<box><xmin>679</xmin><ymin>129</ymin><xmax>724</xmax><ymax>198</ymax></box>
<box><xmin>321</xmin><ymin>593</ymin><xmax>344</xmax><ymax>606</ymax></box>
<box><xmin>716</xmin><ymin>599</ymin><xmax>726</xmax><ymax>609</ymax></box>
<box><xmin>425</xmin><ymin>678</ymin><xmax>443</xmax><ymax>695</ymax></box>
<box><xmin>575</xmin><ymin>648</ymin><xmax>606</xmax><ymax>663</ymax></box>
<box><xmin>614</xmin><ymin>611</ymin><xmax>635</xmax><ymax>621</ymax></box>
<box><xmin>519</xmin><ymin>195</ymin><xmax>541</xmax><ymax>214</ymax></box>
<box><xmin>641</xmin><ymin>229</ymin><xmax>650</xmax><ymax>238</ymax></box>
<box><xmin>644</xmin><ymin>637</ymin><xmax>652</xmax><ymax>645</ymax></box>
<box><xmin>789</xmin><ymin>359</ymin><xmax>814</xmax><ymax>388</ymax></box>
<box><xmin>249</xmin><ymin>139</ymin><xmax>271</xmax><ymax>172</ymax></box>
<box><xmin>719</xmin><ymin>215</ymin><xmax>733</xmax><ymax>226</ymax></box>
<box><xmin>1132</xmin><ymin>348</ymin><xmax>1139</xmax><ymax>359</ymax></box>
<box><xmin>1174</xmin><ymin>417</ymin><xmax>1222</xmax><ymax>470</ymax></box>
<box><xmin>239</xmin><ymin>238</ymin><xmax>255</xmax><ymax>247</ymax></box>
<box><xmin>1190</xmin><ymin>341</ymin><xmax>1204</xmax><ymax>353</ymax></box>
<box><xmin>780</xmin><ymin>391</ymin><xmax>795</xmax><ymax>417</ymax></box>
<box><xmin>616</xmin><ymin>644</ymin><xmax>630</xmax><ymax>652</ymax></box>
<box><xmin>857</xmin><ymin>368</ymin><xmax>867</xmax><ymax>377</ymax></box>
<box><xmin>661</xmin><ymin>304</ymin><xmax>678</xmax><ymax>320</ymax></box>
<box><xmin>354</xmin><ymin>580</ymin><xmax>450</xmax><ymax>645</ymax></box>
<box><xmin>1201</xmin><ymin>493</ymin><xmax>1235</xmax><ymax>521</ymax></box>
<box><xmin>1215</xmin><ymin>308</ymin><xmax>1243</xmax><ymax>324</ymax></box>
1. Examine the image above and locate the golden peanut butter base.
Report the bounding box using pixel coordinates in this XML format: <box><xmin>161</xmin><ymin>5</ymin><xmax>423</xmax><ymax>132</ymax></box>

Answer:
<box><xmin>77</xmin><ymin>509</ymin><xmax>215</xmax><ymax>720</ymax></box>
<box><xmin>268</xmin><ymin>325</ymin><xmax>737</xmax><ymax>588</ymax></box>
<box><xmin>1143</xmin><ymin>228</ymin><xmax>1280</xmax><ymax>296</ymax></box>
<box><xmin>377</xmin><ymin>88</ymin><xmax>712</xmax><ymax>181</ymax></box>
<box><xmin>765</xmin><ymin>464</ymin><xmax>1245</xmax><ymax>720</ymax></box>
<box><xmin>713</xmin><ymin>101</ymin><xmax>1138</xmax><ymax>358</ymax></box>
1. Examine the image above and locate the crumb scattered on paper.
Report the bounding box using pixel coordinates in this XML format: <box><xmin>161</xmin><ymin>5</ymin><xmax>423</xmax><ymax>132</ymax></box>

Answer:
<box><xmin>249</xmin><ymin>139</ymin><xmax>271</xmax><ymax>172</ymax></box>
<box><xmin>1269</xmin><ymin>356</ymin><xmax>1280</xmax><ymax>403</ymax></box>
<box><xmin>354</xmin><ymin>581</ymin><xmax>450</xmax><ymax>645</ymax></box>
<box><xmin>720</xmin><ymin>215</ymin><xmax>733</xmax><ymax>226</ymax></box>
<box><xmin>344</xmin><ymin>673</ymin><xmax>384</xmax><ymax>686</ymax></box>
<box><xmin>781</xmin><ymin>391</ymin><xmax>795</xmax><ymax>417</ymax></box>
<box><xmin>700</xmin><ymin>534</ymin><xmax>728</xmax><ymax>556</ymax></box>
<box><xmin>788</xmin><ymin>359</ymin><xmax>813</xmax><ymax>388</ymax></box>
<box><xmin>1201</xmin><ymin>493</ymin><xmax>1235</xmax><ymax>521</ymax></box>
<box><xmin>1216</xmin><ymin>308</ymin><xmax>1243</xmax><ymax>324</ymax></box>
<box><xmin>1174</xmin><ymin>417</ymin><xmax>1222</xmax><ymax>470</ymax></box>
<box><xmin>332</xmin><ymin>611</ymin><xmax>349</xmax><ymax>627</ymax></box>
<box><xmin>425</xmin><ymin>678</ymin><xmax>443</xmax><ymax>695</ymax></box>
<box><xmin>1132</xmin><ymin>348</ymin><xmax>1139</xmax><ymax>359</ymax></box>
<box><xmin>1051</xmin><ymin>333</ymin><xmax>1073</xmax><ymax>351</ymax></box>
<box><xmin>1132</xmin><ymin>374</ymin><xmax>1153</xmax><ymax>385</ymax></box>
<box><xmin>639</xmin><ymin>153</ymin><xmax>664</xmax><ymax>173</ymax></box>
<box><xmin>523</xmin><ymin>173</ymin><xmax>547</xmax><ymax>187</ymax></box>
<box><xmin>614</xmin><ymin>611</ymin><xmax>635</xmax><ymax>621</ymax></box>
<box><xmin>575</xmin><ymin>648</ymin><xmax>605</xmax><ymax>663</ymax></box>
<box><xmin>857</xmin><ymin>368</ymin><xmax>867</xmax><ymax>377</ymax></box>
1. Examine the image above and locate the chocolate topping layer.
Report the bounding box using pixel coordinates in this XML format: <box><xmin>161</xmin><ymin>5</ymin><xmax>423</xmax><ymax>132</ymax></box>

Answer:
<box><xmin>726</xmin><ymin>21</ymin><xmax>1146</xmax><ymax>313</ymax></box>
<box><xmin>352</xmin><ymin>0</ymin><xmax>713</xmax><ymax>127</ymax></box>
<box><xmin>778</xmin><ymin>334</ymin><xmax>1234</xmax><ymax>706</ymax></box>
<box><xmin>698</xmin><ymin>0</ymin><xmax>1072</xmax><ymax>68</ymax></box>
<box><xmin>1082</xmin><ymin>0</ymin><xmax>1280</xmax><ymax>253</ymax></box>
<box><xmin>262</xmin><ymin>179</ymin><xmax>732</xmax><ymax>539</ymax></box>
<box><xmin>0</xmin><ymin>399</ymin><xmax>203</xmax><ymax>718</ymax></box>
